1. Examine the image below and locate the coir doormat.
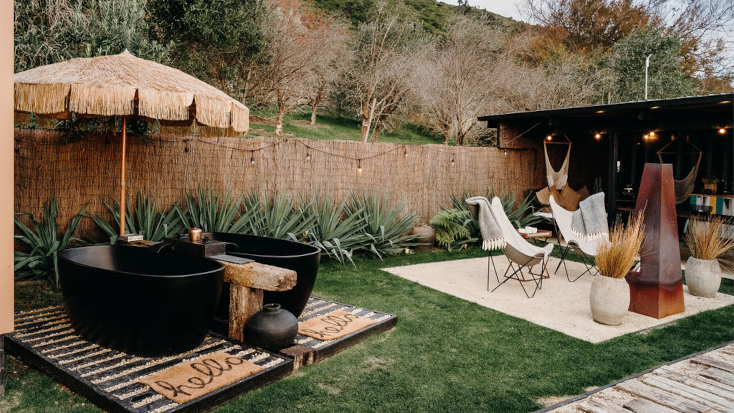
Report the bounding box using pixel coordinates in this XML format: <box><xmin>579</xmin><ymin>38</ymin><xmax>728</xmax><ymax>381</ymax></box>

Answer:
<box><xmin>140</xmin><ymin>350</ymin><xmax>265</xmax><ymax>404</ymax></box>
<box><xmin>298</xmin><ymin>310</ymin><xmax>377</xmax><ymax>341</ymax></box>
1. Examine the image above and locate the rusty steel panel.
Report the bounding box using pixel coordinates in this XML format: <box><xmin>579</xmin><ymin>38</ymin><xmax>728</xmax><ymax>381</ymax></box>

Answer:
<box><xmin>627</xmin><ymin>163</ymin><xmax>685</xmax><ymax>319</ymax></box>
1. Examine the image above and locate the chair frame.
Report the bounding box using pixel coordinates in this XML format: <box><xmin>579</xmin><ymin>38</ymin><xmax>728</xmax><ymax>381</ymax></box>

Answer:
<box><xmin>549</xmin><ymin>196</ymin><xmax>605</xmax><ymax>282</ymax></box>
<box><xmin>485</xmin><ymin>197</ymin><xmax>553</xmax><ymax>298</ymax></box>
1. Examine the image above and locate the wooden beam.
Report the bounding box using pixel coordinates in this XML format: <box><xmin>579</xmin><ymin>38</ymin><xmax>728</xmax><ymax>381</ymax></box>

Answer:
<box><xmin>219</xmin><ymin>261</ymin><xmax>297</xmax><ymax>292</ymax></box>
<box><xmin>228</xmin><ymin>286</ymin><xmax>263</xmax><ymax>342</ymax></box>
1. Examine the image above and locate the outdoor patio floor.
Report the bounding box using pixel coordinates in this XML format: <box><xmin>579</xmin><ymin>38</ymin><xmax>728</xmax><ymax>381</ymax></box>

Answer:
<box><xmin>542</xmin><ymin>341</ymin><xmax>734</xmax><ymax>412</ymax></box>
<box><xmin>383</xmin><ymin>256</ymin><xmax>734</xmax><ymax>343</ymax></box>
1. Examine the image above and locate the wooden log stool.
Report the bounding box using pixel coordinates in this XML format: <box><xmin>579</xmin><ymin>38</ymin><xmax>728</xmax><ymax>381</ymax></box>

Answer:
<box><xmin>216</xmin><ymin>261</ymin><xmax>297</xmax><ymax>342</ymax></box>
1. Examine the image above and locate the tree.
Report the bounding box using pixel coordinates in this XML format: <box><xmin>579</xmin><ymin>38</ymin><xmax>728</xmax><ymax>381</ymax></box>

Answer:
<box><xmin>345</xmin><ymin>4</ymin><xmax>430</xmax><ymax>143</ymax></box>
<box><xmin>252</xmin><ymin>0</ymin><xmax>349</xmax><ymax>135</ymax></box>
<box><xmin>606</xmin><ymin>26</ymin><xmax>696</xmax><ymax>102</ymax></box>
<box><xmin>521</xmin><ymin>0</ymin><xmax>650</xmax><ymax>52</ymax></box>
<box><xmin>416</xmin><ymin>15</ymin><xmax>501</xmax><ymax>145</ymax></box>
<box><xmin>15</xmin><ymin>0</ymin><xmax>170</xmax><ymax>72</ymax></box>
<box><xmin>147</xmin><ymin>0</ymin><xmax>267</xmax><ymax>100</ymax></box>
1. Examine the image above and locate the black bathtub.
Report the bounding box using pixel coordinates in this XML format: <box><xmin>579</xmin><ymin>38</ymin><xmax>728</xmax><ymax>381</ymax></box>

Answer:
<box><xmin>58</xmin><ymin>245</ymin><xmax>224</xmax><ymax>357</ymax></box>
<box><xmin>210</xmin><ymin>233</ymin><xmax>320</xmax><ymax>318</ymax></box>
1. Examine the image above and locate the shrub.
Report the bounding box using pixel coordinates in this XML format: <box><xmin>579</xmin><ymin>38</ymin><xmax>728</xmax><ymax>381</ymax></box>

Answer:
<box><xmin>430</xmin><ymin>209</ymin><xmax>475</xmax><ymax>251</ymax></box>
<box><xmin>92</xmin><ymin>192</ymin><xmax>184</xmax><ymax>243</ymax></box>
<box><xmin>305</xmin><ymin>193</ymin><xmax>368</xmax><ymax>265</ymax></box>
<box><xmin>241</xmin><ymin>192</ymin><xmax>315</xmax><ymax>242</ymax></box>
<box><xmin>14</xmin><ymin>197</ymin><xmax>87</xmax><ymax>286</ymax></box>
<box><xmin>348</xmin><ymin>193</ymin><xmax>421</xmax><ymax>258</ymax></box>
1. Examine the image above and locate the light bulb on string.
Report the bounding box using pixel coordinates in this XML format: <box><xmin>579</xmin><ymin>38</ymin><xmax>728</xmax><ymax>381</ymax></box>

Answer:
<box><xmin>594</xmin><ymin>133</ymin><xmax>601</xmax><ymax>140</ymax></box>
<box><xmin>451</xmin><ymin>157</ymin><xmax>455</xmax><ymax>166</ymax></box>
<box><xmin>404</xmin><ymin>149</ymin><xmax>408</xmax><ymax>158</ymax></box>
<box><xmin>719</xmin><ymin>128</ymin><xmax>727</xmax><ymax>135</ymax></box>
<box><xmin>357</xmin><ymin>159</ymin><xmax>362</xmax><ymax>173</ymax></box>
<box><xmin>306</xmin><ymin>152</ymin><xmax>311</xmax><ymax>161</ymax></box>
<box><xmin>546</xmin><ymin>135</ymin><xmax>553</xmax><ymax>141</ymax></box>
<box><xmin>250</xmin><ymin>150</ymin><xmax>255</xmax><ymax>165</ymax></box>
<box><xmin>503</xmin><ymin>149</ymin><xmax>508</xmax><ymax>156</ymax></box>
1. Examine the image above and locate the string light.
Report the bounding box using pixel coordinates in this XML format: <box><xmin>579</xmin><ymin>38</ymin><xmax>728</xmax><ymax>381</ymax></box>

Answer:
<box><xmin>357</xmin><ymin>159</ymin><xmax>362</xmax><ymax>173</ymax></box>
<box><xmin>250</xmin><ymin>150</ymin><xmax>255</xmax><ymax>165</ymax></box>
<box><xmin>594</xmin><ymin>133</ymin><xmax>601</xmax><ymax>140</ymax></box>
<box><xmin>643</xmin><ymin>134</ymin><xmax>649</xmax><ymax>140</ymax></box>
<box><xmin>451</xmin><ymin>157</ymin><xmax>455</xmax><ymax>166</ymax></box>
<box><xmin>503</xmin><ymin>149</ymin><xmax>508</xmax><ymax>156</ymax></box>
<box><xmin>306</xmin><ymin>152</ymin><xmax>311</xmax><ymax>160</ymax></box>
<box><xmin>404</xmin><ymin>149</ymin><xmax>408</xmax><ymax>158</ymax></box>
<box><xmin>719</xmin><ymin>128</ymin><xmax>727</xmax><ymax>135</ymax></box>
<box><xmin>546</xmin><ymin>135</ymin><xmax>553</xmax><ymax>141</ymax></box>
<box><xmin>649</xmin><ymin>131</ymin><xmax>656</xmax><ymax>138</ymax></box>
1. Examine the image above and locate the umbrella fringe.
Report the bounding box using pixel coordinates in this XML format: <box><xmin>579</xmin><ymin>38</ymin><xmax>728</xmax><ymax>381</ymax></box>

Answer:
<box><xmin>14</xmin><ymin>83</ymin><xmax>70</xmax><ymax>114</ymax></box>
<box><xmin>138</xmin><ymin>89</ymin><xmax>193</xmax><ymax>121</ymax></box>
<box><xmin>69</xmin><ymin>84</ymin><xmax>135</xmax><ymax>116</ymax></box>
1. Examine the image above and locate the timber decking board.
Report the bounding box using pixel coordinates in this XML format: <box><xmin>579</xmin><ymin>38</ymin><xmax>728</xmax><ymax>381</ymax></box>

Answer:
<box><xmin>578</xmin><ymin>398</ymin><xmax>630</xmax><ymax>413</ymax></box>
<box><xmin>6</xmin><ymin>297</ymin><xmax>398</xmax><ymax>413</ymax></box>
<box><xmin>540</xmin><ymin>343</ymin><xmax>734</xmax><ymax>413</ymax></box>
<box><xmin>623</xmin><ymin>398</ymin><xmax>681</xmax><ymax>413</ymax></box>
<box><xmin>615</xmin><ymin>380</ymin><xmax>720</xmax><ymax>413</ymax></box>
<box><xmin>692</xmin><ymin>355</ymin><xmax>734</xmax><ymax>374</ymax></box>
<box><xmin>641</xmin><ymin>375</ymin><xmax>734</xmax><ymax>411</ymax></box>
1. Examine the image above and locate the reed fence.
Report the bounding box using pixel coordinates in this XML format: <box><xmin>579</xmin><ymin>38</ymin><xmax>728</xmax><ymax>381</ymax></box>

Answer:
<box><xmin>15</xmin><ymin>129</ymin><xmax>543</xmax><ymax>241</ymax></box>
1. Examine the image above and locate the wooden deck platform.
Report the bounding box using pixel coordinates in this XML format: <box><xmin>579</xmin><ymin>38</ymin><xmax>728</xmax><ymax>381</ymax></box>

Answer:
<box><xmin>541</xmin><ymin>341</ymin><xmax>734</xmax><ymax>413</ymax></box>
<box><xmin>6</xmin><ymin>297</ymin><xmax>397</xmax><ymax>413</ymax></box>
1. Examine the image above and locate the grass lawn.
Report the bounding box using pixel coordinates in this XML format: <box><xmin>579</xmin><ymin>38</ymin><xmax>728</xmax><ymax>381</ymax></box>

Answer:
<box><xmin>249</xmin><ymin>108</ymin><xmax>441</xmax><ymax>145</ymax></box>
<box><xmin>3</xmin><ymin>246</ymin><xmax>733</xmax><ymax>412</ymax></box>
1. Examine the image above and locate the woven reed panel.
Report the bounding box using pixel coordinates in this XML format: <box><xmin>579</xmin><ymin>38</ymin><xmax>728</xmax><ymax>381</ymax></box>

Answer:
<box><xmin>14</xmin><ymin>129</ymin><xmax>542</xmax><ymax>241</ymax></box>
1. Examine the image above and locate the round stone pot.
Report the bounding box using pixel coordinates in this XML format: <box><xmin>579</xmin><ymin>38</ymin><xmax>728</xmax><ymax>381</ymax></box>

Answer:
<box><xmin>685</xmin><ymin>257</ymin><xmax>721</xmax><ymax>298</ymax></box>
<box><xmin>244</xmin><ymin>303</ymin><xmax>298</xmax><ymax>352</ymax></box>
<box><xmin>411</xmin><ymin>224</ymin><xmax>435</xmax><ymax>252</ymax></box>
<box><xmin>589</xmin><ymin>275</ymin><xmax>630</xmax><ymax>326</ymax></box>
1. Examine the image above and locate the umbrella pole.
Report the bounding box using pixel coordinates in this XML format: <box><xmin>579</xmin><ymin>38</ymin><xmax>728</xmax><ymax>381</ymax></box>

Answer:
<box><xmin>120</xmin><ymin>117</ymin><xmax>127</xmax><ymax>236</ymax></box>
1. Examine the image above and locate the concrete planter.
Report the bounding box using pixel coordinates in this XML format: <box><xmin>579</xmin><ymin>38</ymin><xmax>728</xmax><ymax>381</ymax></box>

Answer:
<box><xmin>685</xmin><ymin>257</ymin><xmax>721</xmax><ymax>298</ymax></box>
<box><xmin>590</xmin><ymin>275</ymin><xmax>630</xmax><ymax>326</ymax></box>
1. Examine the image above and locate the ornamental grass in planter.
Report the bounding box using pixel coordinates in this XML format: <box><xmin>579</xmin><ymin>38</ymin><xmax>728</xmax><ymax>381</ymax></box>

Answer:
<box><xmin>684</xmin><ymin>216</ymin><xmax>734</xmax><ymax>297</ymax></box>
<box><xmin>590</xmin><ymin>214</ymin><xmax>644</xmax><ymax>325</ymax></box>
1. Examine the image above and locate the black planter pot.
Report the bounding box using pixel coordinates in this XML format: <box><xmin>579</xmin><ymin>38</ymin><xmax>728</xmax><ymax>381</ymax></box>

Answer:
<box><xmin>211</xmin><ymin>233</ymin><xmax>320</xmax><ymax>318</ymax></box>
<box><xmin>243</xmin><ymin>303</ymin><xmax>298</xmax><ymax>351</ymax></box>
<box><xmin>58</xmin><ymin>245</ymin><xmax>224</xmax><ymax>357</ymax></box>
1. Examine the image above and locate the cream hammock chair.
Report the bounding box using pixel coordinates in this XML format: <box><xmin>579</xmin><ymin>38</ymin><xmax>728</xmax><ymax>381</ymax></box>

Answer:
<box><xmin>544</xmin><ymin>137</ymin><xmax>572</xmax><ymax>190</ymax></box>
<box><xmin>657</xmin><ymin>137</ymin><xmax>702</xmax><ymax>205</ymax></box>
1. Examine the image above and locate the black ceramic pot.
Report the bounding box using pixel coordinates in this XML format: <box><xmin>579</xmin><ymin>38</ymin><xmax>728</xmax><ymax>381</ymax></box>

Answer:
<box><xmin>211</xmin><ymin>233</ymin><xmax>320</xmax><ymax>317</ymax></box>
<box><xmin>58</xmin><ymin>245</ymin><xmax>224</xmax><ymax>357</ymax></box>
<box><xmin>243</xmin><ymin>303</ymin><xmax>298</xmax><ymax>351</ymax></box>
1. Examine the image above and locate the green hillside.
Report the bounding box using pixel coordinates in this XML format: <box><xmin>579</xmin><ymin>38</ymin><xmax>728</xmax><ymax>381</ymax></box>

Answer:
<box><xmin>307</xmin><ymin>0</ymin><xmax>521</xmax><ymax>33</ymax></box>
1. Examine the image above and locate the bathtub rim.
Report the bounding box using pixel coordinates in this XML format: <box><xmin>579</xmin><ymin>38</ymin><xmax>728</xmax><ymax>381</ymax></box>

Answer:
<box><xmin>58</xmin><ymin>245</ymin><xmax>224</xmax><ymax>279</ymax></box>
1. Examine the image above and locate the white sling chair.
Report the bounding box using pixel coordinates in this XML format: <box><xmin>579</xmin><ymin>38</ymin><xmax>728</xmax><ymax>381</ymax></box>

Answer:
<box><xmin>548</xmin><ymin>195</ymin><xmax>608</xmax><ymax>282</ymax></box>
<box><xmin>488</xmin><ymin>197</ymin><xmax>554</xmax><ymax>298</ymax></box>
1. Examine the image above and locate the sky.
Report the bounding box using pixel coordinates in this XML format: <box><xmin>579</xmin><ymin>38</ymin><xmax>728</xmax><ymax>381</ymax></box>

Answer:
<box><xmin>444</xmin><ymin>0</ymin><xmax>527</xmax><ymax>21</ymax></box>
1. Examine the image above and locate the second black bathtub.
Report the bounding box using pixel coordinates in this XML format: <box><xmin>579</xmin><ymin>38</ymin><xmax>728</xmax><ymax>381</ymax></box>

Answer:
<box><xmin>211</xmin><ymin>233</ymin><xmax>321</xmax><ymax>319</ymax></box>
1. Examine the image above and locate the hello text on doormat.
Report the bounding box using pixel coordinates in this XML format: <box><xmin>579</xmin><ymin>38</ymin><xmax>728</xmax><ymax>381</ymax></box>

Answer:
<box><xmin>298</xmin><ymin>310</ymin><xmax>376</xmax><ymax>341</ymax></box>
<box><xmin>139</xmin><ymin>351</ymin><xmax>264</xmax><ymax>404</ymax></box>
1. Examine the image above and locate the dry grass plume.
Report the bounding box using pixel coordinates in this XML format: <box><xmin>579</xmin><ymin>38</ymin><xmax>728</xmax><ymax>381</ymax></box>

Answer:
<box><xmin>596</xmin><ymin>213</ymin><xmax>645</xmax><ymax>279</ymax></box>
<box><xmin>685</xmin><ymin>216</ymin><xmax>734</xmax><ymax>262</ymax></box>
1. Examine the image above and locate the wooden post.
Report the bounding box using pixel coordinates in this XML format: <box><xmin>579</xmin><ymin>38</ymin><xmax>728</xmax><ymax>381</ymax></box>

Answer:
<box><xmin>218</xmin><ymin>261</ymin><xmax>297</xmax><ymax>343</ymax></box>
<box><xmin>228</xmin><ymin>287</ymin><xmax>264</xmax><ymax>342</ymax></box>
<box><xmin>119</xmin><ymin>117</ymin><xmax>127</xmax><ymax>236</ymax></box>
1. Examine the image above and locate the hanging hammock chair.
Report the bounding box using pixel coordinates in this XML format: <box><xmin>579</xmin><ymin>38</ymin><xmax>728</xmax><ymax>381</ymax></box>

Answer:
<box><xmin>657</xmin><ymin>137</ymin><xmax>703</xmax><ymax>204</ymax></box>
<box><xmin>544</xmin><ymin>138</ymin><xmax>572</xmax><ymax>190</ymax></box>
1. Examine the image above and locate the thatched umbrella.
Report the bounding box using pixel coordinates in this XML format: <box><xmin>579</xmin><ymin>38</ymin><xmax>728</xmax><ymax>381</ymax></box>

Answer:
<box><xmin>14</xmin><ymin>51</ymin><xmax>249</xmax><ymax>236</ymax></box>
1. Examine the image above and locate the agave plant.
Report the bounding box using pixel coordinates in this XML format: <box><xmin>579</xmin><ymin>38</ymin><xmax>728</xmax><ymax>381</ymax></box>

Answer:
<box><xmin>347</xmin><ymin>192</ymin><xmax>420</xmax><ymax>258</ymax></box>
<box><xmin>178</xmin><ymin>186</ymin><xmax>247</xmax><ymax>233</ymax></box>
<box><xmin>91</xmin><ymin>192</ymin><xmax>184</xmax><ymax>243</ymax></box>
<box><xmin>429</xmin><ymin>209</ymin><xmax>475</xmax><ymax>252</ymax></box>
<box><xmin>241</xmin><ymin>192</ymin><xmax>315</xmax><ymax>241</ymax></box>
<box><xmin>304</xmin><ymin>193</ymin><xmax>369</xmax><ymax>265</ymax></box>
<box><xmin>14</xmin><ymin>197</ymin><xmax>87</xmax><ymax>286</ymax></box>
